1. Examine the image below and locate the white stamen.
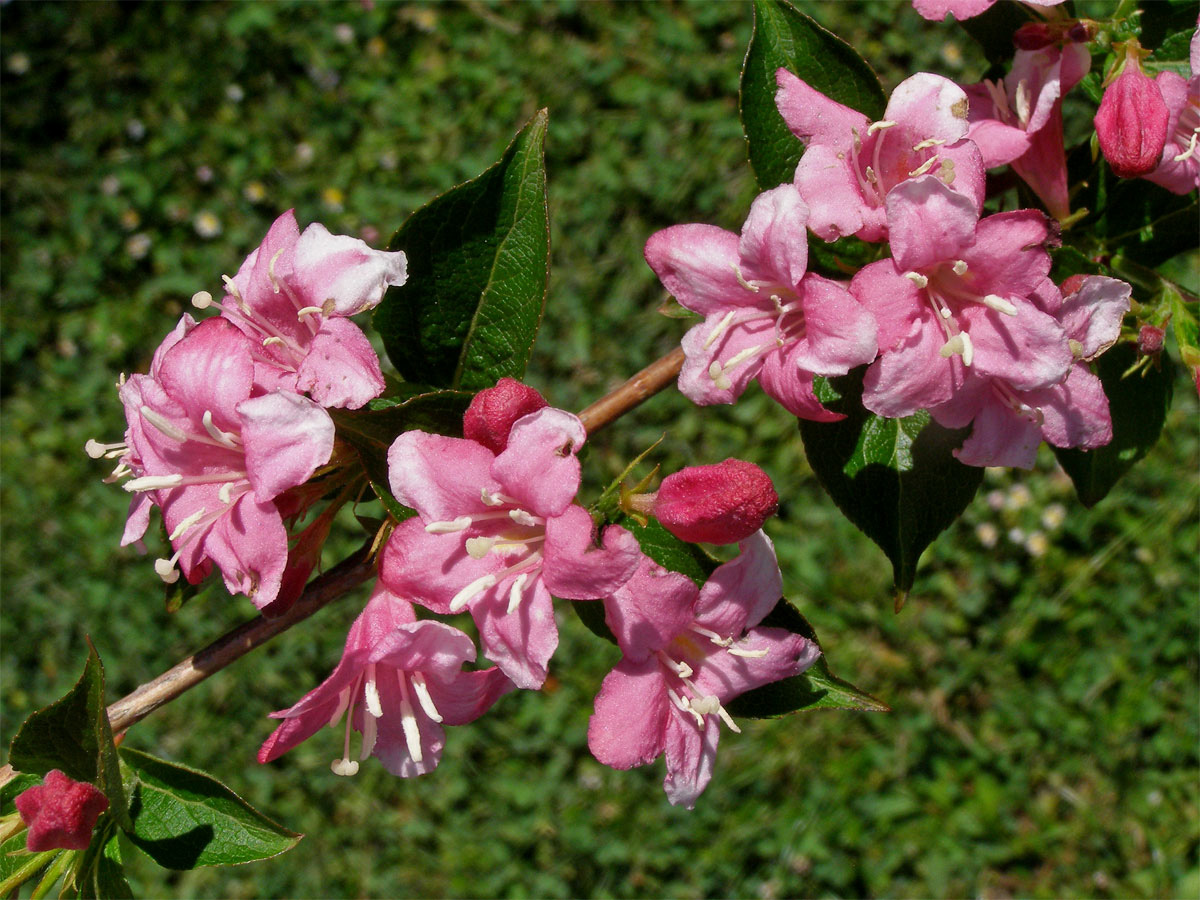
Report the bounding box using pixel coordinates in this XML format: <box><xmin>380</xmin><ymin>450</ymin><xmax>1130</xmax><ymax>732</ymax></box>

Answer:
<box><xmin>327</xmin><ymin>687</ymin><xmax>352</xmax><ymax>729</ymax></box>
<box><xmin>296</xmin><ymin>306</ymin><xmax>324</xmax><ymax>319</ymax></box>
<box><xmin>690</xmin><ymin>695</ymin><xmax>721</xmax><ymax>716</ymax></box>
<box><xmin>722</xmin><ymin>345</ymin><xmax>764</xmax><ymax>372</ymax></box>
<box><xmin>692</xmin><ymin>625</ymin><xmax>733</xmax><ymax>648</ymax></box>
<box><xmin>202</xmin><ymin>410</ymin><xmax>239</xmax><ymax>448</ymax></box>
<box><xmin>731</xmin><ymin>264</ymin><xmax>760</xmax><ymax>292</ymax></box>
<box><xmin>708</xmin><ymin>361</ymin><xmax>732</xmax><ymax>391</ymax></box>
<box><xmin>704</xmin><ymin>310</ymin><xmax>738</xmax><ymax>349</ymax></box>
<box><xmin>466</xmin><ymin>536</ymin><xmax>497</xmax><ymax>559</ymax></box>
<box><xmin>1014</xmin><ymin>79</ymin><xmax>1031</xmax><ymax>127</ymax></box>
<box><xmin>218</xmin><ymin>481</ymin><xmax>236</xmax><ymax>504</ymax></box>
<box><xmin>867</xmin><ymin>120</ymin><xmax>897</xmax><ymax>135</ymax></box>
<box><xmin>85</xmin><ymin>439</ymin><xmax>122</xmax><ymax>459</ymax></box>
<box><xmin>359</xmin><ymin>707</ymin><xmax>378</xmax><ymax>759</ymax></box>
<box><xmin>728</xmin><ymin>646</ymin><xmax>769</xmax><ymax>659</ymax></box>
<box><xmin>168</xmin><ymin>508</ymin><xmax>207</xmax><ymax>541</ymax></box>
<box><xmin>263</xmin><ymin>336</ymin><xmax>286</xmax><ymax>348</ymax></box>
<box><xmin>104</xmin><ymin>462</ymin><xmax>132</xmax><ymax>484</ymax></box>
<box><xmin>952</xmin><ymin>260</ymin><xmax>968</xmax><ymax>276</ymax></box>
<box><xmin>904</xmin><ymin>272</ymin><xmax>929</xmax><ymax>289</ymax></box>
<box><xmin>979</xmin><ymin>294</ymin><xmax>1017</xmax><ymax>316</ymax></box>
<box><xmin>717</xmin><ymin>704</ymin><xmax>742</xmax><ymax>734</ymax></box>
<box><xmin>481</xmin><ymin>488</ymin><xmax>517</xmax><ymax>507</ymax></box>
<box><xmin>940</xmin><ymin>334</ymin><xmax>966</xmax><ymax>359</ymax></box>
<box><xmin>191</xmin><ymin>290</ymin><xmax>214</xmax><ymax>309</ymax></box>
<box><xmin>938</xmin><ymin>158</ymin><xmax>956</xmax><ymax>186</ymax></box>
<box><xmin>912</xmin><ymin>137</ymin><xmax>945</xmax><ymax>151</ymax></box>
<box><xmin>668</xmin><ymin>689</ymin><xmax>705</xmax><ymax>728</ymax></box>
<box><xmin>960</xmin><ymin>330</ymin><xmax>974</xmax><ymax>366</ymax></box>
<box><xmin>363</xmin><ymin>664</ymin><xmax>383</xmax><ymax>718</ymax></box>
<box><xmin>450</xmin><ymin>573</ymin><xmax>497</xmax><ymax>612</ymax></box>
<box><xmin>331</xmin><ymin>758</ymin><xmax>359</xmax><ymax>776</ymax></box>
<box><xmin>268</xmin><ymin>249</ymin><xmax>285</xmax><ymax>293</ymax></box>
<box><xmin>509</xmin><ymin>508</ymin><xmax>538</xmax><ymax>527</ymax></box>
<box><xmin>398</xmin><ymin>677</ymin><xmax>423</xmax><ymax>764</ymax></box>
<box><xmin>908</xmin><ymin>156</ymin><xmax>938</xmax><ymax>178</ymax></box>
<box><xmin>864</xmin><ymin>166</ymin><xmax>878</xmax><ymax>184</ymax></box>
<box><xmin>139</xmin><ymin>406</ymin><xmax>189</xmax><ymax>442</ymax></box>
<box><xmin>154</xmin><ymin>557</ymin><xmax>180</xmax><ymax>584</ymax></box>
<box><xmin>124</xmin><ymin>473</ymin><xmax>184</xmax><ymax>492</ymax></box>
<box><xmin>940</xmin><ymin>306</ymin><xmax>953</xmax><ymax>319</ymax></box>
<box><xmin>506</xmin><ymin>572</ymin><xmax>529</xmax><ymax>615</ymax></box>
<box><xmin>1068</xmin><ymin>338</ymin><xmax>1084</xmax><ymax>358</ymax></box>
<box><xmin>1172</xmin><ymin>129</ymin><xmax>1198</xmax><ymax>162</ymax></box>
<box><xmin>410</xmin><ymin>673</ymin><xmax>443</xmax><ymax>723</ymax></box>
<box><xmin>426</xmin><ymin>516</ymin><xmax>472</xmax><ymax>534</ymax></box>
<box><xmin>221</xmin><ymin>275</ymin><xmax>242</xmax><ymax>302</ymax></box>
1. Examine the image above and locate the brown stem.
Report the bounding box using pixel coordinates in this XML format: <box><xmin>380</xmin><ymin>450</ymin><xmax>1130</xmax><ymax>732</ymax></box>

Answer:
<box><xmin>106</xmin><ymin>545</ymin><xmax>374</xmax><ymax>734</ymax></box>
<box><xmin>577</xmin><ymin>346</ymin><xmax>685</xmax><ymax>435</ymax></box>
<box><xmin>102</xmin><ymin>346</ymin><xmax>686</xmax><ymax>733</ymax></box>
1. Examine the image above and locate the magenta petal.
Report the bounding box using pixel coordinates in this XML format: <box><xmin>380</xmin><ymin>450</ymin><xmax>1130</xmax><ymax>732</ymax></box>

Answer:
<box><xmin>678</xmin><ymin>317</ymin><xmax>770</xmax><ymax>406</ymax></box>
<box><xmin>662</xmin><ymin>710</ymin><xmax>719</xmax><ymax>809</ymax></box>
<box><xmin>757</xmin><ymin>354</ymin><xmax>844</xmax><ymax>422</ymax></box>
<box><xmin>953</xmin><ymin>397</ymin><xmax>1042</xmax><ymax>469</ymax></box>
<box><xmin>121</xmin><ymin>493</ymin><xmax>153</xmax><ymax>547</ymax></box>
<box><xmin>790</xmin><ymin>274</ymin><xmax>878</xmax><ymax>376</ymax></box>
<box><xmin>774</xmin><ymin>68</ymin><xmax>868</xmax><ymax>148</ymax></box>
<box><xmin>644</xmin><ymin>224</ymin><xmax>745</xmax><ymax>317</ymax></box>
<box><xmin>602</xmin><ymin>557</ymin><xmax>698</xmax><ymax>661</ymax></box>
<box><xmin>492</xmin><ymin>408</ymin><xmax>586</xmax><ymax>518</ymax></box>
<box><xmin>1029</xmin><ymin>365</ymin><xmax>1112</xmax><ymax>451</ymax></box>
<box><xmin>885</xmin><ymin>73</ymin><xmax>971</xmax><ymax>143</ymax></box>
<box><xmin>863</xmin><ymin>314</ymin><xmax>962</xmax><ymax>418</ymax></box>
<box><xmin>424</xmin><ymin>666</ymin><xmax>514</xmax><ymax>727</ymax></box>
<box><xmin>205</xmin><ymin>493</ymin><xmax>288</xmax><ymax>609</ymax></box>
<box><xmin>238</xmin><ymin>391</ymin><xmax>334</xmax><ymax>502</ymax></box>
<box><xmin>694</xmin><ymin>530</ymin><xmax>783</xmax><ymax>636</ymax></box>
<box><xmin>233</xmin><ymin>211</ymin><xmax>301</xmax><ymax>326</ymax></box>
<box><xmin>691</xmin><ymin>626</ymin><xmax>820</xmax><ymax>702</ymax></box>
<box><xmin>379</xmin><ymin>519</ymin><xmax>496</xmax><ymax>615</ymax></box>
<box><xmin>542</xmin><ymin>506</ymin><xmax>642</xmax><ymax>600</ymax></box>
<box><xmin>474</xmin><ymin>575</ymin><xmax>558</xmax><ymax>690</ymax></box>
<box><xmin>737</xmin><ymin>183</ymin><xmax>809</xmax><ymax>288</ymax></box>
<box><xmin>938</xmin><ymin>140</ymin><xmax>987</xmax><ymax>214</ymax></box>
<box><xmin>1057</xmin><ymin>276</ymin><xmax>1130</xmax><ymax>358</ymax></box>
<box><xmin>588</xmin><ymin>657</ymin><xmax>670</xmax><ymax>770</ymax></box>
<box><xmin>965</xmin><ymin>116</ymin><xmax>1033</xmax><ymax>168</ymax></box>
<box><xmin>388</xmin><ymin>431</ymin><xmax>498</xmax><ymax>522</ymax></box>
<box><xmin>961</xmin><ymin>211</ymin><xmax>1051</xmax><ymax>297</ymax></box>
<box><xmin>157</xmin><ymin>317</ymin><xmax>256</xmax><ymax>432</ymax></box>
<box><xmin>960</xmin><ymin>303</ymin><xmax>1070</xmax><ymax>391</ymax></box>
<box><xmin>885</xmin><ymin>176</ymin><xmax>979</xmax><ymax>272</ymax></box>
<box><xmin>793</xmin><ymin>144</ymin><xmax>869</xmax><ymax>243</ymax></box>
<box><xmin>850</xmin><ymin>260</ymin><xmax>924</xmax><ymax>352</ymax></box>
<box><xmin>296</xmin><ymin>317</ymin><xmax>385</xmax><ymax>409</ymax></box>
<box><xmin>372</xmin><ymin>620</ymin><xmax>477</xmax><ymax>674</ymax></box>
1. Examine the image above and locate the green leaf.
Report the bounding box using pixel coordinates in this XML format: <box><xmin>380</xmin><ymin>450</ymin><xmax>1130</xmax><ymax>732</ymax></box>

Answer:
<box><xmin>119</xmin><ymin>747</ymin><xmax>300</xmax><ymax>869</ymax></box>
<box><xmin>69</xmin><ymin>822</ymin><xmax>131</xmax><ymax>900</ymax></box>
<box><xmin>618</xmin><ymin>516</ymin><xmax>718</xmax><ymax>587</ymax></box>
<box><xmin>1090</xmin><ymin>178</ymin><xmax>1199</xmax><ymax>270</ymax></box>
<box><xmin>8</xmin><ymin>643</ymin><xmax>128</xmax><ymax>830</ymax></box>
<box><xmin>570</xmin><ymin>597</ymin><xmax>618</xmax><ymax>646</ymax></box>
<box><xmin>740</xmin><ymin>0</ymin><xmax>886</xmax><ymax>191</ymax></box>
<box><xmin>727</xmin><ymin>598</ymin><xmax>889</xmax><ymax>717</ymax></box>
<box><xmin>1139</xmin><ymin>0</ymin><xmax>1200</xmax><ymax>53</ymax></box>
<box><xmin>1054</xmin><ymin>343</ymin><xmax>1176</xmax><ymax>507</ymax></box>
<box><xmin>955</xmin><ymin>1</ymin><xmax>1041</xmax><ymax>67</ymax></box>
<box><xmin>0</xmin><ymin>834</ymin><xmax>57</xmax><ymax>897</ymax></box>
<box><xmin>376</xmin><ymin>110</ymin><xmax>550</xmax><ymax>389</ymax></box>
<box><xmin>799</xmin><ymin>369</ymin><xmax>983</xmax><ymax>596</ymax></box>
<box><xmin>331</xmin><ymin>388</ymin><xmax>472</xmax><ymax>520</ymax></box>
<box><xmin>0</xmin><ymin>772</ymin><xmax>41</xmax><ymax>813</ymax></box>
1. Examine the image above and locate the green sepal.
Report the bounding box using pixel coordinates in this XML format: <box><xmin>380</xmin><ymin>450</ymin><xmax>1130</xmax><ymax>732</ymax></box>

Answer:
<box><xmin>376</xmin><ymin>110</ymin><xmax>550</xmax><ymax>390</ymax></box>
<box><xmin>67</xmin><ymin>820</ymin><xmax>131</xmax><ymax>900</ymax></box>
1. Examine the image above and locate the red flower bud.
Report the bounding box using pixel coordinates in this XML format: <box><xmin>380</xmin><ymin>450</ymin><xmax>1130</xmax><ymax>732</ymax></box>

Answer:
<box><xmin>1095</xmin><ymin>46</ymin><xmax>1170</xmax><ymax>178</ymax></box>
<box><xmin>1138</xmin><ymin>324</ymin><xmax>1165</xmax><ymax>356</ymax></box>
<box><xmin>14</xmin><ymin>770</ymin><xmax>109</xmax><ymax>852</ymax></box>
<box><xmin>1014</xmin><ymin>22</ymin><xmax>1060</xmax><ymax>52</ymax></box>
<box><xmin>654</xmin><ymin>458</ymin><xmax>778</xmax><ymax>545</ymax></box>
<box><xmin>463</xmin><ymin>378</ymin><xmax>548</xmax><ymax>454</ymax></box>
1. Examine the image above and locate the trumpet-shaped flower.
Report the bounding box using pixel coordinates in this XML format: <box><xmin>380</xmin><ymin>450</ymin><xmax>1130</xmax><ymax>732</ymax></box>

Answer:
<box><xmin>645</xmin><ymin>184</ymin><xmax>877</xmax><ymax>421</ymax></box>
<box><xmin>99</xmin><ymin>316</ymin><xmax>335</xmax><ymax>610</ymax></box>
<box><xmin>197</xmin><ymin>209</ymin><xmax>407</xmax><ymax>409</ymax></box>
<box><xmin>381</xmin><ymin>408</ymin><xmax>641</xmax><ymax>690</ymax></box>
<box><xmin>775</xmin><ymin>70</ymin><xmax>985</xmax><ymax>243</ymax></box>
<box><xmin>259</xmin><ymin>585</ymin><xmax>512</xmax><ymax>777</ymax></box>
<box><xmin>851</xmin><ymin>175</ymin><xmax>1070</xmax><ymax>418</ymax></box>
<box><xmin>588</xmin><ymin>532</ymin><xmax>820</xmax><ymax>808</ymax></box>
<box><xmin>929</xmin><ymin>276</ymin><xmax>1131</xmax><ymax>468</ymax></box>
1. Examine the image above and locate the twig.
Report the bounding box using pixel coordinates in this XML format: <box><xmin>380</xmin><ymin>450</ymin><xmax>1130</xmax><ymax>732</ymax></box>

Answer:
<box><xmin>577</xmin><ymin>346</ymin><xmax>685</xmax><ymax>435</ymax></box>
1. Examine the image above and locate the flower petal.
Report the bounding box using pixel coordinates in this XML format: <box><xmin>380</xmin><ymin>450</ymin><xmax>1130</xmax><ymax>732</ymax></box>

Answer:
<box><xmin>662</xmin><ymin>710</ymin><xmax>720</xmax><ymax>809</ymax></box>
<box><xmin>602</xmin><ymin>556</ymin><xmax>698</xmax><ymax>661</ymax></box>
<box><xmin>737</xmin><ymin>183</ymin><xmax>809</xmax><ymax>289</ymax></box>
<box><xmin>587</xmin><ymin>656</ymin><xmax>670</xmax><ymax>770</ymax></box>
<box><xmin>885</xmin><ymin>176</ymin><xmax>980</xmax><ymax>273</ymax></box>
<box><xmin>491</xmin><ymin>408</ymin><xmax>586</xmax><ymax>518</ymax></box>
<box><xmin>474</xmin><ymin>573</ymin><xmax>558</xmax><ymax>690</ymax></box>
<box><xmin>388</xmin><ymin>431</ymin><xmax>499</xmax><ymax>522</ymax></box>
<box><xmin>644</xmin><ymin>224</ymin><xmax>746</xmax><ymax>317</ymax></box>
<box><xmin>542</xmin><ymin>506</ymin><xmax>642</xmax><ymax>600</ymax></box>
<box><xmin>238</xmin><ymin>391</ymin><xmax>334</xmax><ymax>502</ymax></box>
<box><xmin>694</xmin><ymin>530</ymin><xmax>783</xmax><ymax>635</ymax></box>
<box><xmin>295</xmin><ymin>317</ymin><xmax>386</xmax><ymax>409</ymax></box>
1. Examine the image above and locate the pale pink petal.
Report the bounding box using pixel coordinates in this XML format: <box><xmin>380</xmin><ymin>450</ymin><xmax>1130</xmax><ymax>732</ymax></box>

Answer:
<box><xmin>644</xmin><ymin>224</ymin><xmax>746</xmax><ymax>317</ymax></box>
<box><xmin>474</xmin><ymin>575</ymin><xmax>558</xmax><ymax>690</ymax></box>
<box><xmin>774</xmin><ymin>68</ymin><xmax>869</xmax><ymax>149</ymax></box>
<box><xmin>388</xmin><ymin>431</ymin><xmax>499</xmax><ymax>522</ymax></box>
<box><xmin>694</xmin><ymin>530</ymin><xmax>783</xmax><ymax>636</ymax></box>
<box><xmin>960</xmin><ymin>303</ymin><xmax>1071</xmax><ymax>390</ymax></box>
<box><xmin>737</xmin><ymin>183</ymin><xmax>809</xmax><ymax>288</ymax></box>
<box><xmin>492</xmin><ymin>408</ymin><xmax>586</xmax><ymax>518</ymax></box>
<box><xmin>602</xmin><ymin>557</ymin><xmax>698</xmax><ymax>661</ymax></box>
<box><xmin>966</xmin><ymin>117</ymin><xmax>1033</xmax><ymax>168</ymax></box>
<box><xmin>789</xmin><ymin>274</ymin><xmax>878</xmax><ymax>375</ymax></box>
<box><xmin>678</xmin><ymin>317</ymin><xmax>772</xmax><ymax>406</ymax></box>
<box><xmin>850</xmin><ymin>260</ymin><xmax>924</xmax><ymax>352</ymax></box>
<box><xmin>121</xmin><ymin>493</ymin><xmax>153</xmax><ymax>547</ymax></box>
<box><xmin>863</xmin><ymin>314</ymin><xmax>963</xmax><ymax>418</ymax></box>
<box><xmin>793</xmin><ymin>144</ymin><xmax>869</xmax><ymax>242</ymax></box>
<box><xmin>204</xmin><ymin>493</ymin><xmax>288</xmax><ymax>610</ymax></box>
<box><xmin>542</xmin><ymin>506</ymin><xmax>642</xmax><ymax>599</ymax></box>
<box><xmin>885</xmin><ymin>73</ymin><xmax>971</xmax><ymax>144</ymax></box>
<box><xmin>1057</xmin><ymin>276</ymin><xmax>1130</xmax><ymax>358</ymax></box>
<box><xmin>912</xmin><ymin>0</ymin><xmax>994</xmax><ymax>21</ymax></box>
<box><xmin>662</xmin><ymin>711</ymin><xmax>720</xmax><ymax>809</ymax></box>
<box><xmin>757</xmin><ymin>355</ymin><xmax>844</xmax><ymax>421</ymax></box>
<box><xmin>422</xmin><ymin>667</ymin><xmax>514</xmax><ymax>727</ymax></box>
<box><xmin>1029</xmin><ymin>365</ymin><xmax>1112</xmax><ymax>450</ymax></box>
<box><xmin>291</xmin><ymin>223</ymin><xmax>408</xmax><ymax>316</ymax></box>
<box><xmin>1011</xmin><ymin>110</ymin><xmax>1072</xmax><ymax>219</ymax></box>
<box><xmin>238</xmin><ymin>391</ymin><xmax>335</xmax><ymax>502</ymax></box>
<box><xmin>938</xmin><ymin>139</ymin><xmax>987</xmax><ymax>213</ymax></box>
<box><xmin>157</xmin><ymin>317</ymin><xmax>256</xmax><ymax>432</ymax></box>
<box><xmin>295</xmin><ymin>317</ymin><xmax>386</xmax><ymax>409</ymax></box>
<box><xmin>689</xmin><ymin>626</ymin><xmax>820</xmax><ymax>702</ymax></box>
<box><xmin>960</xmin><ymin>210</ymin><xmax>1052</xmax><ymax>297</ymax></box>
<box><xmin>885</xmin><ymin>176</ymin><xmax>979</xmax><ymax>272</ymax></box>
<box><xmin>378</xmin><ymin>519</ymin><xmax>497</xmax><ymax>616</ymax></box>
<box><xmin>587</xmin><ymin>657</ymin><xmax>670</xmax><ymax>770</ymax></box>
<box><xmin>952</xmin><ymin>396</ymin><xmax>1043</xmax><ymax>469</ymax></box>
<box><xmin>372</xmin><ymin>620</ymin><xmax>477</xmax><ymax>674</ymax></box>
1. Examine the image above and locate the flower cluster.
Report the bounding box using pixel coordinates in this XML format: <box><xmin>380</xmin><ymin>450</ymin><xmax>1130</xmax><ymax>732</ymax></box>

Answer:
<box><xmin>640</xmin><ymin>10</ymin><xmax>1192</xmax><ymax>469</ymax></box>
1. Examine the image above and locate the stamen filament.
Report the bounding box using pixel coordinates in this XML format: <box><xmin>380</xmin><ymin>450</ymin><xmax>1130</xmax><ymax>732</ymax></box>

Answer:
<box><xmin>410</xmin><ymin>673</ymin><xmax>443</xmax><ymax>723</ymax></box>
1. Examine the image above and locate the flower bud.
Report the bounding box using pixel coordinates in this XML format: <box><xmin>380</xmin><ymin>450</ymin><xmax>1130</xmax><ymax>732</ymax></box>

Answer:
<box><xmin>14</xmin><ymin>770</ymin><xmax>109</xmax><ymax>852</ymax></box>
<box><xmin>1138</xmin><ymin>324</ymin><xmax>1165</xmax><ymax>357</ymax></box>
<box><xmin>1095</xmin><ymin>45</ymin><xmax>1170</xmax><ymax>178</ymax></box>
<box><xmin>654</xmin><ymin>458</ymin><xmax>778</xmax><ymax>544</ymax></box>
<box><xmin>463</xmin><ymin>378</ymin><xmax>548</xmax><ymax>454</ymax></box>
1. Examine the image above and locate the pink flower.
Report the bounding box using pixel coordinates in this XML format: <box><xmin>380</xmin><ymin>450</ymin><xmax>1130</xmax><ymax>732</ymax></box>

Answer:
<box><xmin>775</xmin><ymin>70</ymin><xmax>985</xmax><ymax>243</ymax></box>
<box><xmin>99</xmin><ymin>316</ymin><xmax>335</xmax><ymax>610</ymax></box>
<box><xmin>651</xmin><ymin>459</ymin><xmax>779</xmax><ymax>545</ymax></box>
<box><xmin>851</xmin><ymin>176</ymin><xmax>1071</xmax><ymax>418</ymax></box>
<box><xmin>1144</xmin><ymin>24</ymin><xmax>1200</xmax><ymax>194</ymax></box>
<box><xmin>588</xmin><ymin>533</ymin><xmax>819</xmax><ymax>808</ymax></box>
<box><xmin>1095</xmin><ymin>45</ymin><xmax>1170</xmax><ymax>179</ymax></box>
<box><xmin>259</xmin><ymin>585</ymin><xmax>512</xmax><ymax>777</ymax></box>
<box><xmin>462</xmin><ymin>378</ymin><xmax>549</xmax><ymax>454</ymax></box>
<box><xmin>912</xmin><ymin>0</ymin><xmax>1064</xmax><ymax>22</ymax></box>
<box><xmin>381</xmin><ymin>408</ymin><xmax>642</xmax><ymax>689</ymax></box>
<box><xmin>963</xmin><ymin>44</ymin><xmax>1091</xmax><ymax>219</ymax></box>
<box><xmin>15</xmin><ymin>770</ymin><xmax>109</xmax><ymax>852</ymax></box>
<box><xmin>199</xmin><ymin>210</ymin><xmax>407</xmax><ymax>409</ymax></box>
<box><xmin>929</xmin><ymin>276</ymin><xmax>1131</xmax><ymax>467</ymax></box>
<box><xmin>645</xmin><ymin>184</ymin><xmax>877</xmax><ymax>421</ymax></box>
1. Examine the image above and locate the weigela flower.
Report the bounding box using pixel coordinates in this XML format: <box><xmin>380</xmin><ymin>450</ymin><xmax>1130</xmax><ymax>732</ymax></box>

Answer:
<box><xmin>1145</xmin><ymin>23</ymin><xmax>1200</xmax><ymax>194</ymax></box>
<box><xmin>195</xmin><ymin>209</ymin><xmax>407</xmax><ymax>410</ymax></box>
<box><xmin>93</xmin><ymin>315</ymin><xmax>335</xmax><ymax>610</ymax></box>
<box><xmin>963</xmin><ymin>44</ymin><xmax>1091</xmax><ymax>219</ymax></box>
<box><xmin>652</xmin><ymin>459</ymin><xmax>779</xmax><ymax>545</ymax></box>
<box><xmin>775</xmin><ymin>70</ymin><xmax>985</xmax><ymax>243</ymax></box>
<box><xmin>912</xmin><ymin>0</ymin><xmax>1064</xmax><ymax>22</ymax></box>
<box><xmin>588</xmin><ymin>532</ymin><xmax>820</xmax><ymax>808</ymax></box>
<box><xmin>15</xmin><ymin>770</ymin><xmax>109</xmax><ymax>852</ymax></box>
<box><xmin>1095</xmin><ymin>44</ymin><xmax>1170</xmax><ymax>179</ymax></box>
<box><xmin>259</xmin><ymin>585</ymin><xmax>512</xmax><ymax>777</ymax></box>
<box><xmin>929</xmin><ymin>276</ymin><xmax>1131</xmax><ymax>468</ymax></box>
<box><xmin>462</xmin><ymin>378</ymin><xmax>549</xmax><ymax>454</ymax></box>
<box><xmin>381</xmin><ymin>408</ymin><xmax>642</xmax><ymax>690</ymax></box>
<box><xmin>850</xmin><ymin>175</ymin><xmax>1071</xmax><ymax>418</ymax></box>
<box><xmin>645</xmin><ymin>184</ymin><xmax>877</xmax><ymax>421</ymax></box>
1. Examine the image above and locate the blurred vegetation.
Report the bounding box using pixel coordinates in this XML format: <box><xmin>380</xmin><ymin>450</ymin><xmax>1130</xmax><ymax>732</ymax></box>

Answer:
<box><xmin>1</xmin><ymin>1</ymin><xmax>1196</xmax><ymax>897</ymax></box>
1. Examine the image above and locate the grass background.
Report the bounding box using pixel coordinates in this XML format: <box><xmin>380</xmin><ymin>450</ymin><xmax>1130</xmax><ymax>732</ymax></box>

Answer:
<box><xmin>2</xmin><ymin>1</ymin><xmax>1197</xmax><ymax>897</ymax></box>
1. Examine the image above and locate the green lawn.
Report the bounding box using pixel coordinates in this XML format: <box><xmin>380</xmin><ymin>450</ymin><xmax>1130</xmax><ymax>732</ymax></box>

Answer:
<box><xmin>2</xmin><ymin>2</ymin><xmax>1196</xmax><ymax>897</ymax></box>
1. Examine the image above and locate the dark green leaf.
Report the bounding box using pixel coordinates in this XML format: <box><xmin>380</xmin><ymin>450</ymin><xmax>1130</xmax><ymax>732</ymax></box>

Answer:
<box><xmin>740</xmin><ymin>0</ymin><xmax>886</xmax><ymax>191</ymax></box>
<box><xmin>727</xmin><ymin>598</ymin><xmax>889</xmax><ymax>717</ymax></box>
<box><xmin>70</xmin><ymin>821</ymin><xmax>131</xmax><ymax>900</ymax></box>
<box><xmin>1088</xmin><ymin>177</ymin><xmax>1199</xmax><ymax>269</ymax></box>
<box><xmin>618</xmin><ymin>516</ymin><xmax>718</xmax><ymax>587</ymax></box>
<box><xmin>1054</xmin><ymin>343</ymin><xmax>1176</xmax><ymax>507</ymax></box>
<box><xmin>0</xmin><ymin>772</ymin><xmax>41</xmax><ymax>814</ymax></box>
<box><xmin>1049</xmin><ymin>245</ymin><xmax>1107</xmax><ymax>284</ymax></box>
<box><xmin>376</xmin><ymin>110</ymin><xmax>550</xmax><ymax>389</ymax></box>
<box><xmin>0</xmin><ymin>834</ymin><xmax>57</xmax><ymax>896</ymax></box>
<box><xmin>570</xmin><ymin>598</ymin><xmax>618</xmax><ymax>646</ymax></box>
<box><xmin>955</xmin><ymin>1</ymin><xmax>1041</xmax><ymax>67</ymax></box>
<box><xmin>8</xmin><ymin>643</ymin><xmax>127</xmax><ymax>829</ymax></box>
<box><xmin>120</xmin><ymin>747</ymin><xmax>300</xmax><ymax>869</ymax></box>
<box><xmin>1139</xmin><ymin>0</ymin><xmax>1200</xmax><ymax>53</ymax></box>
<box><xmin>799</xmin><ymin>369</ymin><xmax>984</xmax><ymax>595</ymax></box>
<box><xmin>806</xmin><ymin>235</ymin><xmax>884</xmax><ymax>280</ymax></box>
